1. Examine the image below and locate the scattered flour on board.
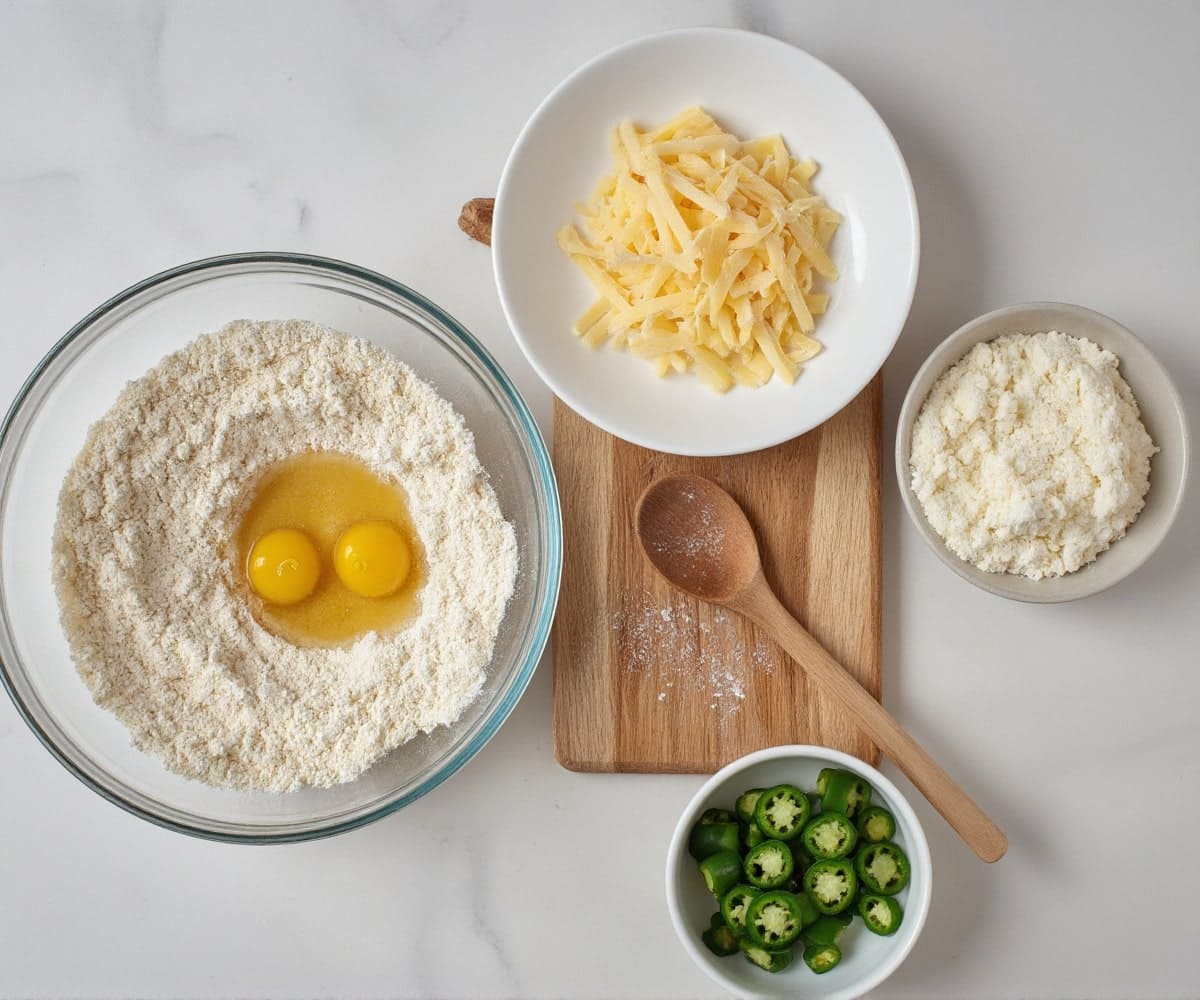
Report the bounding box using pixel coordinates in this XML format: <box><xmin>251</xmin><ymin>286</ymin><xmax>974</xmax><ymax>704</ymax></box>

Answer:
<box><xmin>612</xmin><ymin>591</ymin><xmax>773</xmax><ymax>722</ymax></box>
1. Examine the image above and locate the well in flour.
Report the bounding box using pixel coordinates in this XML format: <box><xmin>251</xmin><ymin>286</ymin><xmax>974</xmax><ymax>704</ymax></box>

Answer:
<box><xmin>52</xmin><ymin>320</ymin><xmax>518</xmax><ymax>792</ymax></box>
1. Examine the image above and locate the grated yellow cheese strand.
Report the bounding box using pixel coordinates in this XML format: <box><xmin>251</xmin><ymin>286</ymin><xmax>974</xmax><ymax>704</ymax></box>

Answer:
<box><xmin>569</xmin><ymin>254</ymin><xmax>630</xmax><ymax>310</ymax></box>
<box><xmin>664</xmin><ymin>168</ymin><xmax>731</xmax><ymax>220</ymax></box>
<box><xmin>753</xmin><ymin>323</ymin><xmax>799</xmax><ymax>385</ymax></box>
<box><xmin>573</xmin><ymin>299</ymin><xmax>609</xmax><ymax>335</ymax></box>
<box><xmin>613</xmin><ymin>290</ymin><xmax>691</xmax><ymax>327</ymax></box>
<box><xmin>581</xmin><ymin>313</ymin><xmax>612</xmax><ymax>350</ymax></box>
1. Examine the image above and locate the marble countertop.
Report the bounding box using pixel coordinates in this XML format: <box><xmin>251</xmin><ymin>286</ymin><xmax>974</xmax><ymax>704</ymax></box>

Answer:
<box><xmin>2</xmin><ymin>2</ymin><xmax>1198</xmax><ymax>997</ymax></box>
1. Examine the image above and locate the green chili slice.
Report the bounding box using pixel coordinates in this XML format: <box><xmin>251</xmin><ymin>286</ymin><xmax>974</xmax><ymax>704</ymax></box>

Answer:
<box><xmin>794</xmin><ymin>890</ymin><xmax>820</xmax><ymax>928</ymax></box>
<box><xmin>856</xmin><ymin>806</ymin><xmax>896</xmax><ymax>844</ymax></box>
<box><xmin>701</xmin><ymin>922</ymin><xmax>740</xmax><ymax>956</ymax></box>
<box><xmin>858</xmin><ymin>893</ymin><xmax>903</xmax><ymax>936</ymax></box>
<box><xmin>743</xmin><ymin>839</ymin><xmax>795</xmax><ymax>889</ymax></box>
<box><xmin>741</xmin><ymin>822</ymin><xmax>764</xmax><ymax>851</ymax></box>
<box><xmin>802</xmin><ymin>858</ymin><xmax>857</xmax><ymax>914</ymax></box>
<box><xmin>699</xmin><ymin>850</ymin><xmax>743</xmax><ymax>897</ymax></box>
<box><xmin>688</xmin><ymin>820</ymin><xmax>740</xmax><ymax>861</ymax></box>
<box><xmin>855</xmin><ymin>842</ymin><xmax>911</xmax><ymax>896</ymax></box>
<box><xmin>802</xmin><ymin>941</ymin><xmax>842</xmax><ymax>974</ymax></box>
<box><xmin>740</xmin><ymin>939</ymin><xmax>794</xmax><ymax>973</ymax></box>
<box><xmin>816</xmin><ymin>768</ymin><xmax>872</xmax><ymax>818</ymax></box>
<box><xmin>753</xmin><ymin>784</ymin><xmax>811</xmax><ymax>840</ymax></box>
<box><xmin>720</xmin><ymin>884</ymin><xmax>761</xmax><ymax>937</ymax></box>
<box><xmin>790</xmin><ymin>847</ymin><xmax>813</xmax><ymax>880</ymax></box>
<box><xmin>801</xmin><ymin>811</ymin><xmax>858</xmax><ymax>859</ymax></box>
<box><xmin>803</xmin><ymin>914</ymin><xmax>847</xmax><ymax>947</ymax></box>
<box><xmin>700</xmin><ymin>807</ymin><xmax>738</xmax><ymax>826</ymax></box>
<box><xmin>744</xmin><ymin>891</ymin><xmax>806</xmax><ymax>949</ymax></box>
<box><xmin>735</xmin><ymin>788</ymin><xmax>765</xmax><ymax>825</ymax></box>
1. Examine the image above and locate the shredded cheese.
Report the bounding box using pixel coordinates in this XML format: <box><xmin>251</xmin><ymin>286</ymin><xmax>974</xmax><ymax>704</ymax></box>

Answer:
<box><xmin>557</xmin><ymin>107</ymin><xmax>841</xmax><ymax>392</ymax></box>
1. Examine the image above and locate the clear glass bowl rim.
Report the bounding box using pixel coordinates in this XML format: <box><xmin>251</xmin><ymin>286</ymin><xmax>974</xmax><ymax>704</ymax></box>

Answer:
<box><xmin>0</xmin><ymin>251</ymin><xmax>563</xmax><ymax>843</ymax></box>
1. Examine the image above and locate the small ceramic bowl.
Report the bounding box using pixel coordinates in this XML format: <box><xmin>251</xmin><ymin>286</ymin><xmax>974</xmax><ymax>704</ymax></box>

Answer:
<box><xmin>666</xmin><ymin>746</ymin><xmax>932</xmax><ymax>1000</ymax></box>
<box><xmin>896</xmin><ymin>302</ymin><xmax>1189</xmax><ymax>603</ymax></box>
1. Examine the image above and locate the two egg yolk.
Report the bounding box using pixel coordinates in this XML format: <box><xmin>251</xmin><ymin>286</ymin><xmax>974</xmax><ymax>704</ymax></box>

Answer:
<box><xmin>247</xmin><ymin>521</ymin><xmax>411</xmax><ymax>605</ymax></box>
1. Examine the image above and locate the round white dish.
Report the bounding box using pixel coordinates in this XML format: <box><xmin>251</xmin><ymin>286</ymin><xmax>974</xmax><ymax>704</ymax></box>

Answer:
<box><xmin>666</xmin><ymin>745</ymin><xmax>932</xmax><ymax>1000</ymax></box>
<box><xmin>493</xmin><ymin>27</ymin><xmax>919</xmax><ymax>456</ymax></box>
<box><xmin>896</xmin><ymin>302</ymin><xmax>1189</xmax><ymax>603</ymax></box>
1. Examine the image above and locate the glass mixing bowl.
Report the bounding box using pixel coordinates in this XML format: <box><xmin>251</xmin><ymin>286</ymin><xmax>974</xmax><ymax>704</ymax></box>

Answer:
<box><xmin>0</xmin><ymin>253</ymin><xmax>561</xmax><ymax>842</ymax></box>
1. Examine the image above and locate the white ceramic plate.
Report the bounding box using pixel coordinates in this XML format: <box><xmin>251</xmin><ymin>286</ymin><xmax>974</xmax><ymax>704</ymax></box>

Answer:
<box><xmin>666</xmin><ymin>746</ymin><xmax>932</xmax><ymax>1000</ymax></box>
<box><xmin>896</xmin><ymin>302</ymin><xmax>1190</xmax><ymax>602</ymax></box>
<box><xmin>493</xmin><ymin>27</ymin><xmax>919</xmax><ymax>457</ymax></box>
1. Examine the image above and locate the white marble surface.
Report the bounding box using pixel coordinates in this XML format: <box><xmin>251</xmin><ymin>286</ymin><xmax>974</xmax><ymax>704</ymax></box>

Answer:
<box><xmin>1</xmin><ymin>2</ymin><xmax>1198</xmax><ymax>997</ymax></box>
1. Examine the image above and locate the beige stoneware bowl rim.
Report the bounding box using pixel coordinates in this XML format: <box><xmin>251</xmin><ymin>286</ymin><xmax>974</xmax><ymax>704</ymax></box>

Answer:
<box><xmin>895</xmin><ymin>301</ymin><xmax>1190</xmax><ymax>603</ymax></box>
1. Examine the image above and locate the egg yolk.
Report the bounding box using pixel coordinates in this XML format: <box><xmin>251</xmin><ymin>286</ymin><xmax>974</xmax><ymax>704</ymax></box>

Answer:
<box><xmin>247</xmin><ymin>528</ymin><xmax>321</xmax><ymax>605</ymax></box>
<box><xmin>333</xmin><ymin>520</ymin><xmax>412</xmax><ymax>598</ymax></box>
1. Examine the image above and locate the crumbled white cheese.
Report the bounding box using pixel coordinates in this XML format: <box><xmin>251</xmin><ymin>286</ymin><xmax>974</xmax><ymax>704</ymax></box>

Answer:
<box><xmin>909</xmin><ymin>331</ymin><xmax>1157</xmax><ymax>579</ymax></box>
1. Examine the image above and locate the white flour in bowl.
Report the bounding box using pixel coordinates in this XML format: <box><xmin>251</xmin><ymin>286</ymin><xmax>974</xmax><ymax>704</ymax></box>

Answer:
<box><xmin>52</xmin><ymin>320</ymin><xmax>518</xmax><ymax>792</ymax></box>
<box><xmin>909</xmin><ymin>331</ymin><xmax>1156</xmax><ymax>579</ymax></box>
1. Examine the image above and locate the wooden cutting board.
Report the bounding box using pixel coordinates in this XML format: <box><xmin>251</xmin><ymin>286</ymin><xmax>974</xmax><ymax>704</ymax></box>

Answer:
<box><xmin>551</xmin><ymin>376</ymin><xmax>882</xmax><ymax>773</ymax></box>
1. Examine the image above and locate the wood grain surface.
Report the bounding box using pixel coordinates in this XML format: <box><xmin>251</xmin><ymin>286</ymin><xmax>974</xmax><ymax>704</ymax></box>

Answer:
<box><xmin>551</xmin><ymin>376</ymin><xmax>882</xmax><ymax>773</ymax></box>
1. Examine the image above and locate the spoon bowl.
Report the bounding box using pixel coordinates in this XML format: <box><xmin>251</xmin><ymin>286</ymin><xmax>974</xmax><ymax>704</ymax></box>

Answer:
<box><xmin>634</xmin><ymin>474</ymin><xmax>760</xmax><ymax>604</ymax></box>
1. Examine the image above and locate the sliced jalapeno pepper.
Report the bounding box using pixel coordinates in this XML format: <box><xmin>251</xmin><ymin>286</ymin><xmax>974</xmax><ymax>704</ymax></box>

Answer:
<box><xmin>699</xmin><ymin>849</ymin><xmax>743</xmax><ymax>897</ymax></box>
<box><xmin>794</xmin><ymin>890</ymin><xmax>820</xmax><ymax>928</ymax></box>
<box><xmin>791</xmin><ymin>847</ymin><xmax>813</xmax><ymax>878</ymax></box>
<box><xmin>709</xmin><ymin>912</ymin><xmax>727</xmax><ymax>930</ymax></box>
<box><xmin>688</xmin><ymin>820</ymin><xmax>740</xmax><ymax>861</ymax></box>
<box><xmin>855</xmin><ymin>805</ymin><xmax>896</xmax><ymax>843</ymax></box>
<box><xmin>702</xmin><ymin>921</ymin><xmax>740</xmax><ymax>956</ymax></box>
<box><xmin>816</xmin><ymin>768</ymin><xmax>872</xmax><ymax>818</ymax></box>
<box><xmin>802</xmin><ymin>941</ymin><xmax>842</xmax><ymax>974</ymax></box>
<box><xmin>858</xmin><ymin>893</ymin><xmax>903</xmax><ymax>936</ymax></box>
<box><xmin>741</xmin><ymin>822</ymin><xmax>764</xmax><ymax>852</ymax></box>
<box><xmin>740</xmin><ymin>939</ymin><xmax>794</xmax><ymax>974</ymax></box>
<box><xmin>744</xmin><ymin>891</ymin><xmax>805</xmax><ymax>949</ymax></box>
<box><xmin>743</xmin><ymin>839</ymin><xmax>795</xmax><ymax>889</ymax></box>
<box><xmin>801</xmin><ymin>811</ymin><xmax>858</xmax><ymax>859</ymax></box>
<box><xmin>720</xmin><ymin>884</ymin><xmax>761</xmax><ymax>937</ymax></box>
<box><xmin>700</xmin><ymin>807</ymin><xmax>738</xmax><ymax>825</ymax></box>
<box><xmin>735</xmin><ymin>788</ymin><xmax>765</xmax><ymax>825</ymax></box>
<box><xmin>802</xmin><ymin>858</ymin><xmax>857</xmax><ymax>914</ymax></box>
<box><xmin>753</xmin><ymin>784</ymin><xmax>811</xmax><ymax>840</ymax></box>
<box><xmin>855</xmin><ymin>842</ymin><xmax>911</xmax><ymax>896</ymax></box>
<box><xmin>803</xmin><ymin>914</ymin><xmax>847</xmax><ymax>947</ymax></box>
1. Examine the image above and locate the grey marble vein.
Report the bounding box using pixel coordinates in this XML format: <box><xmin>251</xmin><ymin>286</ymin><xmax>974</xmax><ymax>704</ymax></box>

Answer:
<box><xmin>0</xmin><ymin>169</ymin><xmax>81</xmax><ymax>187</ymax></box>
<box><xmin>350</xmin><ymin>0</ymin><xmax>467</xmax><ymax>52</ymax></box>
<box><xmin>732</xmin><ymin>0</ymin><xmax>774</xmax><ymax>35</ymax></box>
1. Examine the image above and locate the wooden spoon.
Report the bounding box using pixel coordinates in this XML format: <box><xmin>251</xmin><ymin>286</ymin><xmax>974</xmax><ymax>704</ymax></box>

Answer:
<box><xmin>636</xmin><ymin>472</ymin><xmax>1008</xmax><ymax>863</ymax></box>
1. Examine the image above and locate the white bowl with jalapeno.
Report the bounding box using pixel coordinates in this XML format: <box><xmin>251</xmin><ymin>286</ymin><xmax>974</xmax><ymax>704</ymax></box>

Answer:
<box><xmin>665</xmin><ymin>746</ymin><xmax>932</xmax><ymax>999</ymax></box>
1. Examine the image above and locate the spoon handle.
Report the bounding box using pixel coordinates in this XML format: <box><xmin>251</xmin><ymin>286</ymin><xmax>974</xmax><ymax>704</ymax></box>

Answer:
<box><xmin>743</xmin><ymin>582</ymin><xmax>1008</xmax><ymax>863</ymax></box>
